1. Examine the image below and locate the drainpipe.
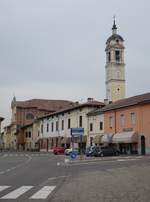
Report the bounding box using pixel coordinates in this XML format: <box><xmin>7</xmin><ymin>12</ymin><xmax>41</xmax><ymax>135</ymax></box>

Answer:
<box><xmin>114</xmin><ymin>110</ymin><xmax>117</xmax><ymax>134</ymax></box>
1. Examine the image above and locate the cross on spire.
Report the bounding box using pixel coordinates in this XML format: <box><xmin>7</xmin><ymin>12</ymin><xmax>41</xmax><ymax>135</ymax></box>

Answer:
<box><xmin>112</xmin><ymin>15</ymin><xmax>117</xmax><ymax>34</ymax></box>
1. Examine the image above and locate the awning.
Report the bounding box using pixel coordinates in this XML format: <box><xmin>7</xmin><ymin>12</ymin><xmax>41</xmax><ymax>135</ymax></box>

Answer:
<box><xmin>72</xmin><ymin>135</ymin><xmax>87</xmax><ymax>143</ymax></box>
<box><xmin>112</xmin><ymin>132</ymin><xmax>138</xmax><ymax>143</ymax></box>
<box><xmin>61</xmin><ymin>137</ymin><xmax>71</xmax><ymax>144</ymax></box>
<box><xmin>93</xmin><ymin>135</ymin><xmax>102</xmax><ymax>144</ymax></box>
<box><xmin>101</xmin><ymin>134</ymin><xmax>113</xmax><ymax>143</ymax></box>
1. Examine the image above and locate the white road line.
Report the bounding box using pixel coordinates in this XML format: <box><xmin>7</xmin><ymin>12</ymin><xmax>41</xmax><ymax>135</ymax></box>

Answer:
<box><xmin>117</xmin><ymin>158</ymin><xmax>138</xmax><ymax>162</ymax></box>
<box><xmin>1</xmin><ymin>186</ymin><xmax>33</xmax><ymax>199</ymax></box>
<box><xmin>135</xmin><ymin>156</ymin><xmax>142</xmax><ymax>159</ymax></box>
<box><xmin>117</xmin><ymin>159</ymin><xmax>126</xmax><ymax>161</ymax></box>
<box><xmin>48</xmin><ymin>176</ymin><xmax>66</xmax><ymax>181</ymax></box>
<box><xmin>30</xmin><ymin>186</ymin><xmax>56</xmax><ymax>199</ymax></box>
<box><xmin>0</xmin><ymin>186</ymin><xmax>10</xmax><ymax>192</ymax></box>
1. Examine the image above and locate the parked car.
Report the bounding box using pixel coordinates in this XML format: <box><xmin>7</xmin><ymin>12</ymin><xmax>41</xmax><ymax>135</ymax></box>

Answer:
<box><xmin>53</xmin><ymin>146</ymin><xmax>65</xmax><ymax>155</ymax></box>
<box><xmin>85</xmin><ymin>146</ymin><xmax>97</xmax><ymax>157</ymax></box>
<box><xmin>94</xmin><ymin>146</ymin><xmax>120</xmax><ymax>157</ymax></box>
<box><xmin>65</xmin><ymin>148</ymin><xmax>79</xmax><ymax>155</ymax></box>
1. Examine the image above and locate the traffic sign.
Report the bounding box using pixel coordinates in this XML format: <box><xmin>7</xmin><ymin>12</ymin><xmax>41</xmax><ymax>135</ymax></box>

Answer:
<box><xmin>69</xmin><ymin>151</ymin><xmax>77</xmax><ymax>160</ymax></box>
<box><xmin>71</xmin><ymin>128</ymin><xmax>84</xmax><ymax>137</ymax></box>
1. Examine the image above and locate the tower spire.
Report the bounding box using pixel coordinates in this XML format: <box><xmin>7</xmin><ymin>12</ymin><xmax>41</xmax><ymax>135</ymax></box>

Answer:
<box><xmin>112</xmin><ymin>15</ymin><xmax>117</xmax><ymax>34</ymax></box>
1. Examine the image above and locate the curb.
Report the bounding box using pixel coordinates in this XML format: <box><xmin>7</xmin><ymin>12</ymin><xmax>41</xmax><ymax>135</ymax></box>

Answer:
<box><xmin>66</xmin><ymin>155</ymin><xmax>148</xmax><ymax>164</ymax></box>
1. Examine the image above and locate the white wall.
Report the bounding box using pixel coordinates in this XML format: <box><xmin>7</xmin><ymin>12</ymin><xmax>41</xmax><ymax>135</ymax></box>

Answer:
<box><xmin>39</xmin><ymin>106</ymin><xmax>98</xmax><ymax>139</ymax></box>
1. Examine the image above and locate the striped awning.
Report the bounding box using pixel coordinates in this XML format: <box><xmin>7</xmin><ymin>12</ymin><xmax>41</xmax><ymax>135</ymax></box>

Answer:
<box><xmin>101</xmin><ymin>134</ymin><xmax>113</xmax><ymax>143</ymax></box>
<box><xmin>112</xmin><ymin>132</ymin><xmax>138</xmax><ymax>143</ymax></box>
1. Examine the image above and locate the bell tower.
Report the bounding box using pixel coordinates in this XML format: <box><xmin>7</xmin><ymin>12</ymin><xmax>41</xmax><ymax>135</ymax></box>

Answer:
<box><xmin>105</xmin><ymin>17</ymin><xmax>125</xmax><ymax>102</ymax></box>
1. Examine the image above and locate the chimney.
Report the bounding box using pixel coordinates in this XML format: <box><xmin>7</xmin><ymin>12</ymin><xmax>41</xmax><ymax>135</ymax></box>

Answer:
<box><xmin>87</xmin><ymin>98</ymin><xmax>94</xmax><ymax>102</ymax></box>
<box><xmin>104</xmin><ymin>99</ymin><xmax>109</xmax><ymax>105</ymax></box>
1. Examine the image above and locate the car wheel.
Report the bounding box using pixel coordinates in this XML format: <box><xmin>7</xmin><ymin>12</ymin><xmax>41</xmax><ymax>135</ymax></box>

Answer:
<box><xmin>100</xmin><ymin>153</ymin><xmax>104</xmax><ymax>157</ymax></box>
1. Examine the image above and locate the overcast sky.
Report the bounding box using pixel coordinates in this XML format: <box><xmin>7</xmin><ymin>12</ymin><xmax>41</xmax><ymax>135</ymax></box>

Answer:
<box><xmin>0</xmin><ymin>0</ymin><xmax>150</xmax><ymax>124</ymax></box>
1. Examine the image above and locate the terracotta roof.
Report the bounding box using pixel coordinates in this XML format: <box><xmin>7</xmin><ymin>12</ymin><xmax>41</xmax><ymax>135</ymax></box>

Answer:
<box><xmin>87</xmin><ymin>108</ymin><xmax>104</xmax><ymax>116</ymax></box>
<box><xmin>38</xmin><ymin>100</ymin><xmax>104</xmax><ymax>120</ymax></box>
<box><xmin>15</xmin><ymin>99</ymin><xmax>75</xmax><ymax>112</ymax></box>
<box><xmin>101</xmin><ymin>92</ymin><xmax>150</xmax><ymax>112</ymax></box>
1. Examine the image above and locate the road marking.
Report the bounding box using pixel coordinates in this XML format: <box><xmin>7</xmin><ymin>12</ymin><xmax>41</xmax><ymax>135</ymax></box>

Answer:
<box><xmin>117</xmin><ymin>158</ymin><xmax>138</xmax><ymax>162</ymax></box>
<box><xmin>117</xmin><ymin>159</ymin><xmax>126</xmax><ymax>161</ymax></box>
<box><xmin>48</xmin><ymin>176</ymin><xmax>66</xmax><ymax>181</ymax></box>
<box><xmin>1</xmin><ymin>186</ymin><xmax>33</xmax><ymax>199</ymax></box>
<box><xmin>30</xmin><ymin>186</ymin><xmax>56</xmax><ymax>199</ymax></box>
<box><xmin>0</xmin><ymin>186</ymin><xmax>10</xmax><ymax>192</ymax></box>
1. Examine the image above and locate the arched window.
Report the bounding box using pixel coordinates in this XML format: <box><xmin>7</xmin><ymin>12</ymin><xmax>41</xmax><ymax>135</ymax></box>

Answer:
<box><xmin>26</xmin><ymin>113</ymin><xmax>34</xmax><ymax>120</ymax></box>
<box><xmin>116</xmin><ymin>71</ymin><xmax>121</xmax><ymax>79</ymax></box>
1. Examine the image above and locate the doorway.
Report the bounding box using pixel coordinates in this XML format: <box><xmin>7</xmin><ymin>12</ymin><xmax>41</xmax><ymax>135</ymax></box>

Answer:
<box><xmin>141</xmin><ymin>135</ymin><xmax>145</xmax><ymax>155</ymax></box>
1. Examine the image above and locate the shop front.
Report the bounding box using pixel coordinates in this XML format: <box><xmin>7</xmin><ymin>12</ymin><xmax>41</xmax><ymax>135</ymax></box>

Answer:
<box><xmin>112</xmin><ymin>132</ymin><xmax>138</xmax><ymax>154</ymax></box>
<box><xmin>61</xmin><ymin>137</ymin><xmax>71</xmax><ymax>148</ymax></box>
<box><xmin>93</xmin><ymin>135</ymin><xmax>103</xmax><ymax>146</ymax></box>
<box><xmin>101</xmin><ymin>133</ymin><xmax>114</xmax><ymax>146</ymax></box>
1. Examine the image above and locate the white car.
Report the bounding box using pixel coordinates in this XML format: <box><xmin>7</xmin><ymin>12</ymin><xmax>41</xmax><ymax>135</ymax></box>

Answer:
<box><xmin>65</xmin><ymin>148</ymin><xmax>78</xmax><ymax>155</ymax></box>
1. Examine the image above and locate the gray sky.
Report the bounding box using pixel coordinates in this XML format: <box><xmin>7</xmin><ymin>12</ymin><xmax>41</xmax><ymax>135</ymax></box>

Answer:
<box><xmin>0</xmin><ymin>0</ymin><xmax>150</xmax><ymax>124</ymax></box>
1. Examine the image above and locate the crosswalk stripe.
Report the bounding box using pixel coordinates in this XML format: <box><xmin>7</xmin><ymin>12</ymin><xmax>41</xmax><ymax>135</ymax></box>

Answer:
<box><xmin>0</xmin><ymin>186</ymin><xmax>10</xmax><ymax>192</ymax></box>
<box><xmin>30</xmin><ymin>186</ymin><xmax>56</xmax><ymax>199</ymax></box>
<box><xmin>1</xmin><ymin>186</ymin><xmax>33</xmax><ymax>199</ymax></box>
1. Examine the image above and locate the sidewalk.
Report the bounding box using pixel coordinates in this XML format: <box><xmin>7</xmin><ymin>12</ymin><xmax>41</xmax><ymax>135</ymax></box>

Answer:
<box><xmin>65</xmin><ymin>154</ymin><xmax>147</xmax><ymax>164</ymax></box>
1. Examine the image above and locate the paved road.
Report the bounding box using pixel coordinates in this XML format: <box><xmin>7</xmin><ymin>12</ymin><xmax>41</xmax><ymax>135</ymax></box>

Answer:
<box><xmin>0</xmin><ymin>152</ymin><xmax>66</xmax><ymax>201</ymax></box>
<box><xmin>0</xmin><ymin>153</ymin><xmax>150</xmax><ymax>202</ymax></box>
<box><xmin>52</xmin><ymin>155</ymin><xmax>150</xmax><ymax>202</ymax></box>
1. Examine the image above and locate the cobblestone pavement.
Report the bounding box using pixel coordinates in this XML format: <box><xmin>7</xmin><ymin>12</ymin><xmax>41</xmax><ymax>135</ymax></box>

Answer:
<box><xmin>51</xmin><ymin>158</ymin><xmax>150</xmax><ymax>202</ymax></box>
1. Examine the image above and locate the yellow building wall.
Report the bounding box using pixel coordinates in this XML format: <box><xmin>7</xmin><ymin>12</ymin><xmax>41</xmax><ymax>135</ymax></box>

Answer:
<box><xmin>111</xmin><ymin>81</ymin><xmax>125</xmax><ymax>102</ymax></box>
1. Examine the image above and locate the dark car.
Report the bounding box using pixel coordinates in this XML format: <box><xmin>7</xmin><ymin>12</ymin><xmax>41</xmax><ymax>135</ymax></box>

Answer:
<box><xmin>85</xmin><ymin>146</ymin><xmax>97</xmax><ymax>157</ymax></box>
<box><xmin>94</xmin><ymin>146</ymin><xmax>120</xmax><ymax>157</ymax></box>
<box><xmin>53</xmin><ymin>147</ymin><xmax>65</xmax><ymax>155</ymax></box>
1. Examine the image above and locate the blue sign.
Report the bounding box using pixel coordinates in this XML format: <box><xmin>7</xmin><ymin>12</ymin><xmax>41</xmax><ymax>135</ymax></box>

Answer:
<box><xmin>69</xmin><ymin>151</ymin><xmax>77</xmax><ymax>160</ymax></box>
<box><xmin>71</xmin><ymin>128</ymin><xmax>84</xmax><ymax>137</ymax></box>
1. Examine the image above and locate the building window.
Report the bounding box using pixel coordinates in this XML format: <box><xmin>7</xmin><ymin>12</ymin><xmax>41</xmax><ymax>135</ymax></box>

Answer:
<box><xmin>25</xmin><ymin>132</ymin><xmax>28</xmax><ymax>138</ymax></box>
<box><xmin>68</xmin><ymin>118</ymin><xmax>71</xmax><ymax>129</ymax></box>
<box><xmin>79</xmin><ymin>116</ymin><xmax>82</xmax><ymax>127</ymax></box>
<box><xmin>109</xmin><ymin>117</ymin><xmax>113</xmax><ymax>128</ymax></box>
<box><xmin>56</xmin><ymin>121</ymin><xmax>59</xmax><ymax>131</ymax></box>
<box><xmin>100</xmin><ymin>122</ymin><xmax>103</xmax><ymax>130</ymax></box>
<box><xmin>51</xmin><ymin>122</ymin><xmax>54</xmax><ymax>132</ymax></box>
<box><xmin>120</xmin><ymin>114</ymin><xmax>125</xmax><ymax>127</ymax></box>
<box><xmin>46</xmin><ymin>123</ymin><xmax>49</xmax><ymax>132</ymax></box>
<box><xmin>108</xmin><ymin>52</ymin><xmax>111</xmax><ymax>62</ymax></box>
<box><xmin>131</xmin><ymin>113</ymin><xmax>136</xmax><ymax>125</ymax></box>
<box><xmin>28</xmin><ymin>131</ymin><xmax>31</xmax><ymax>138</ymax></box>
<box><xmin>115</xmin><ymin>50</ymin><xmax>120</xmax><ymax>62</ymax></box>
<box><xmin>26</xmin><ymin>113</ymin><xmax>34</xmax><ymax>120</ymax></box>
<box><xmin>62</xmin><ymin>120</ymin><xmax>64</xmax><ymax>130</ymax></box>
<box><xmin>90</xmin><ymin>123</ymin><xmax>93</xmax><ymax>131</ymax></box>
<box><xmin>116</xmin><ymin>71</ymin><xmax>121</xmax><ymax>79</ymax></box>
<box><xmin>41</xmin><ymin>124</ymin><xmax>43</xmax><ymax>134</ymax></box>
